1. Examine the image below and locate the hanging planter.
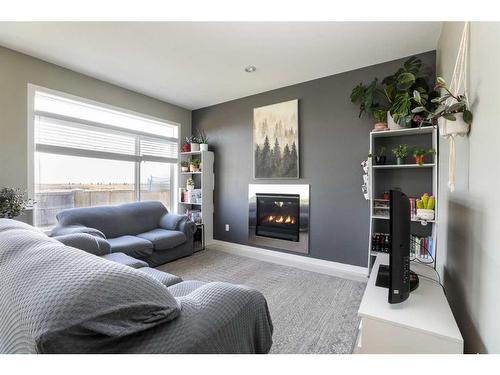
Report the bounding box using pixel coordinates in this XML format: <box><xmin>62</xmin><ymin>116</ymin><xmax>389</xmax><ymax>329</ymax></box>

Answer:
<box><xmin>439</xmin><ymin>113</ymin><xmax>470</xmax><ymax>137</ymax></box>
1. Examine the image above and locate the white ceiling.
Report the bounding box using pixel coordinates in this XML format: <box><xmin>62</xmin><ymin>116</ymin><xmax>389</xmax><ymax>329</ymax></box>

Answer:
<box><xmin>0</xmin><ymin>22</ymin><xmax>442</xmax><ymax>110</ymax></box>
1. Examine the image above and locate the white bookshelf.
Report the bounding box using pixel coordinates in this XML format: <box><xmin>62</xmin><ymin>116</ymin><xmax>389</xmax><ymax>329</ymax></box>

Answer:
<box><xmin>367</xmin><ymin>126</ymin><xmax>438</xmax><ymax>270</ymax></box>
<box><xmin>178</xmin><ymin>150</ymin><xmax>214</xmax><ymax>245</ymax></box>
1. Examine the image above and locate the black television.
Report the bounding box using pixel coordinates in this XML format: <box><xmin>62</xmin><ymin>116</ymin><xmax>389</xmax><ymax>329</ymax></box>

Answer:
<box><xmin>376</xmin><ymin>189</ymin><xmax>419</xmax><ymax>304</ymax></box>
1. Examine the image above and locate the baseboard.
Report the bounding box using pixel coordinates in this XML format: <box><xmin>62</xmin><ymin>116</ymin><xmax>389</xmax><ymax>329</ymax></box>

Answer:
<box><xmin>209</xmin><ymin>240</ymin><xmax>369</xmax><ymax>282</ymax></box>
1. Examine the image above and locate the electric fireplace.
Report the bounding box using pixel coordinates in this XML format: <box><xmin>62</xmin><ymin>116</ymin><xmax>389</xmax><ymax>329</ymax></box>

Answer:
<box><xmin>248</xmin><ymin>184</ymin><xmax>309</xmax><ymax>254</ymax></box>
<box><xmin>256</xmin><ymin>194</ymin><xmax>300</xmax><ymax>241</ymax></box>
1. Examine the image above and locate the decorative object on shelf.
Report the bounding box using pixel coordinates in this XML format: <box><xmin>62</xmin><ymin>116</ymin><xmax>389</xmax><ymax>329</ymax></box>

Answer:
<box><xmin>370</xmin><ymin>147</ymin><xmax>387</xmax><ymax>165</ymax></box>
<box><xmin>416</xmin><ymin>193</ymin><xmax>435</xmax><ymax>220</ymax></box>
<box><xmin>373</xmin><ymin>110</ymin><xmax>388</xmax><ymax>131</ymax></box>
<box><xmin>197</xmin><ymin>129</ymin><xmax>209</xmax><ymax>151</ymax></box>
<box><xmin>182</xmin><ymin>142</ymin><xmax>191</xmax><ymax>153</ymax></box>
<box><xmin>0</xmin><ymin>187</ymin><xmax>32</xmax><ymax>219</ymax></box>
<box><xmin>253</xmin><ymin>99</ymin><xmax>299</xmax><ymax>179</ymax></box>
<box><xmin>383</xmin><ymin>191</ymin><xmax>390</xmax><ymax>201</ymax></box>
<box><xmin>412</xmin><ymin>147</ymin><xmax>435</xmax><ymax>165</ymax></box>
<box><xmin>189</xmin><ymin>158</ymin><xmax>201</xmax><ymax>172</ymax></box>
<box><xmin>361</xmin><ymin>159</ymin><xmax>369</xmax><ymax>200</ymax></box>
<box><xmin>181</xmin><ymin>161</ymin><xmax>189</xmax><ymax>172</ymax></box>
<box><xmin>186</xmin><ymin>177</ymin><xmax>195</xmax><ymax>191</ymax></box>
<box><xmin>392</xmin><ymin>144</ymin><xmax>408</xmax><ymax>165</ymax></box>
<box><xmin>350</xmin><ymin>56</ymin><xmax>438</xmax><ymax>130</ymax></box>
<box><xmin>186</xmin><ymin>136</ymin><xmax>200</xmax><ymax>152</ymax></box>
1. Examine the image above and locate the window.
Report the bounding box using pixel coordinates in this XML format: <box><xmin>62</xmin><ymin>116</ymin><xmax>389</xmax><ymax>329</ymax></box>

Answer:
<box><xmin>30</xmin><ymin>87</ymin><xmax>179</xmax><ymax>229</ymax></box>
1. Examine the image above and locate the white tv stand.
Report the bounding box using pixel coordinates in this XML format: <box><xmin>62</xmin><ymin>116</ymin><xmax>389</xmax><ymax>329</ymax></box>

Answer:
<box><xmin>356</xmin><ymin>253</ymin><xmax>463</xmax><ymax>353</ymax></box>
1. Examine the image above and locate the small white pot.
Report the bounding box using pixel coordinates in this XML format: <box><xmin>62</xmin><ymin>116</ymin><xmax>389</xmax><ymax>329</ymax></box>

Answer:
<box><xmin>387</xmin><ymin>111</ymin><xmax>405</xmax><ymax>130</ymax></box>
<box><xmin>186</xmin><ymin>184</ymin><xmax>194</xmax><ymax>191</ymax></box>
<box><xmin>181</xmin><ymin>166</ymin><xmax>189</xmax><ymax>172</ymax></box>
<box><xmin>200</xmin><ymin>143</ymin><xmax>208</xmax><ymax>151</ymax></box>
<box><xmin>190</xmin><ymin>143</ymin><xmax>200</xmax><ymax>151</ymax></box>
<box><xmin>416</xmin><ymin>208</ymin><xmax>435</xmax><ymax>221</ymax></box>
<box><xmin>439</xmin><ymin>113</ymin><xmax>470</xmax><ymax>137</ymax></box>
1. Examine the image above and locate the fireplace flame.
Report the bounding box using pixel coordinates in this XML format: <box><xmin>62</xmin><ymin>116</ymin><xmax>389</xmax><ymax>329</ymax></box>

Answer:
<box><xmin>265</xmin><ymin>215</ymin><xmax>295</xmax><ymax>224</ymax></box>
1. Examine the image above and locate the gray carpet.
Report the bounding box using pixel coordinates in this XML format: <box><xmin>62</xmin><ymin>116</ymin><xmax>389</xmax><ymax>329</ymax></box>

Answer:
<box><xmin>157</xmin><ymin>249</ymin><xmax>366</xmax><ymax>354</ymax></box>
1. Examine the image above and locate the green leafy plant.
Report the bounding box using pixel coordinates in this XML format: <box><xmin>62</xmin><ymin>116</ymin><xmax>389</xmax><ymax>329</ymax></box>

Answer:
<box><xmin>186</xmin><ymin>177</ymin><xmax>195</xmax><ymax>187</ymax></box>
<box><xmin>0</xmin><ymin>187</ymin><xmax>32</xmax><ymax>219</ymax></box>
<box><xmin>382</xmin><ymin>56</ymin><xmax>439</xmax><ymax>127</ymax></box>
<box><xmin>412</xmin><ymin>76</ymin><xmax>473</xmax><ymax>126</ymax></box>
<box><xmin>392</xmin><ymin>144</ymin><xmax>409</xmax><ymax>159</ymax></box>
<box><xmin>190</xmin><ymin>158</ymin><xmax>201</xmax><ymax>168</ymax></box>
<box><xmin>186</xmin><ymin>135</ymin><xmax>199</xmax><ymax>144</ymax></box>
<box><xmin>181</xmin><ymin>161</ymin><xmax>189</xmax><ymax>168</ymax></box>
<box><xmin>197</xmin><ymin>129</ymin><xmax>209</xmax><ymax>144</ymax></box>
<box><xmin>412</xmin><ymin>147</ymin><xmax>435</xmax><ymax>157</ymax></box>
<box><xmin>350</xmin><ymin>79</ymin><xmax>388</xmax><ymax>121</ymax></box>
<box><xmin>373</xmin><ymin>110</ymin><xmax>387</xmax><ymax>123</ymax></box>
<box><xmin>368</xmin><ymin>147</ymin><xmax>386</xmax><ymax>158</ymax></box>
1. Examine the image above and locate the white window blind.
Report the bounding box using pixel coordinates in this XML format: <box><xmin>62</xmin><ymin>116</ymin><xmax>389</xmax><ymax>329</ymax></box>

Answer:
<box><xmin>34</xmin><ymin>92</ymin><xmax>178</xmax><ymax>164</ymax></box>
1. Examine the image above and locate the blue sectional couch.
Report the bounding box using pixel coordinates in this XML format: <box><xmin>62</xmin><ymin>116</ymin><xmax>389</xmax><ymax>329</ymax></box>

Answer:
<box><xmin>50</xmin><ymin>201</ymin><xmax>196</xmax><ymax>267</ymax></box>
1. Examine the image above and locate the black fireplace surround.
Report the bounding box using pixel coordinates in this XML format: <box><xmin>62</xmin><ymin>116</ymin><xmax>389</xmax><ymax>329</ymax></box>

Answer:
<box><xmin>256</xmin><ymin>193</ymin><xmax>300</xmax><ymax>242</ymax></box>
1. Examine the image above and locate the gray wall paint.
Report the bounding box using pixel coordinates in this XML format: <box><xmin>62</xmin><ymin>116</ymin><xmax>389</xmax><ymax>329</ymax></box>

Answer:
<box><xmin>0</xmin><ymin>45</ymin><xmax>191</xmax><ymax>191</ymax></box>
<box><xmin>193</xmin><ymin>51</ymin><xmax>436</xmax><ymax>267</ymax></box>
<box><xmin>437</xmin><ymin>22</ymin><xmax>500</xmax><ymax>353</ymax></box>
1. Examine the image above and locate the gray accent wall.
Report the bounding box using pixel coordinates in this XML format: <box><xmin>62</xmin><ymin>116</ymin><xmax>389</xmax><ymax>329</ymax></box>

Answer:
<box><xmin>193</xmin><ymin>50</ymin><xmax>436</xmax><ymax>267</ymax></box>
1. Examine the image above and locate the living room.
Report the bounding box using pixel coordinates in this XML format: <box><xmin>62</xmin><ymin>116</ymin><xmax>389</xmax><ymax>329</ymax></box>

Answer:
<box><xmin>1</xmin><ymin>1</ymin><xmax>499</xmax><ymax>372</ymax></box>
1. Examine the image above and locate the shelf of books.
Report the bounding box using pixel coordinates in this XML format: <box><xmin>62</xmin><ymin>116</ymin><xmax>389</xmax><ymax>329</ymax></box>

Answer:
<box><xmin>178</xmin><ymin>150</ymin><xmax>214</xmax><ymax>245</ymax></box>
<box><xmin>367</xmin><ymin>126</ymin><xmax>438</xmax><ymax>271</ymax></box>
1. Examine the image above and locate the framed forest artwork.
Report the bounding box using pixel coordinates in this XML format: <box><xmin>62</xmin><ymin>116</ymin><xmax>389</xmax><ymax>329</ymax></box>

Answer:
<box><xmin>253</xmin><ymin>99</ymin><xmax>299</xmax><ymax>179</ymax></box>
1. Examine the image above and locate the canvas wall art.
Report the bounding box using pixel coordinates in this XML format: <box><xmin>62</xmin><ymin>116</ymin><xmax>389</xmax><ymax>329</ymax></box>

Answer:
<box><xmin>253</xmin><ymin>99</ymin><xmax>299</xmax><ymax>179</ymax></box>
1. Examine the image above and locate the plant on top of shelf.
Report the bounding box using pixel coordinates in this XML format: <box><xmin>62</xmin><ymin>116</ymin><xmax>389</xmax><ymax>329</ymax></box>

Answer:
<box><xmin>350</xmin><ymin>56</ymin><xmax>439</xmax><ymax>130</ymax></box>
<box><xmin>186</xmin><ymin>135</ymin><xmax>200</xmax><ymax>152</ymax></box>
<box><xmin>412</xmin><ymin>147</ymin><xmax>435</xmax><ymax>166</ymax></box>
<box><xmin>197</xmin><ymin>129</ymin><xmax>209</xmax><ymax>151</ymax></box>
<box><xmin>350</xmin><ymin>79</ymin><xmax>390</xmax><ymax>131</ymax></box>
<box><xmin>392</xmin><ymin>144</ymin><xmax>409</xmax><ymax>165</ymax></box>
<box><xmin>411</xmin><ymin>76</ymin><xmax>473</xmax><ymax>130</ymax></box>
<box><xmin>382</xmin><ymin>56</ymin><xmax>439</xmax><ymax>128</ymax></box>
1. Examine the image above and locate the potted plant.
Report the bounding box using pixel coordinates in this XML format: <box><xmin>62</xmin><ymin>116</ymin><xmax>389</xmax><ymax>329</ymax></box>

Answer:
<box><xmin>411</xmin><ymin>76</ymin><xmax>473</xmax><ymax>134</ymax></box>
<box><xmin>369</xmin><ymin>147</ymin><xmax>387</xmax><ymax>165</ymax></box>
<box><xmin>392</xmin><ymin>144</ymin><xmax>408</xmax><ymax>165</ymax></box>
<box><xmin>350</xmin><ymin>79</ymin><xmax>389</xmax><ymax>131</ymax></box>
<box><xmin>197</xmin><ymin>129</ymin><xmax>209</xmax><ymax>151</ymax></box>
<box><xmin>412</xmin><ymin>147</ymin><xmax>435</xmax><ymax>166</ymax></box>
<box><xmin>180</xmin><ymin>161</ymin><xmax>189</xmax><ymax>172</ymax></box>
<box><xmin>181</xmin><ymin>142</ymin><xmax>191</xmax><ymax>152</ymax></box>
<box><xmin>382</xmin><ymin>56</ymin><xmax>439</xmax><ymax>129</ymax></box>
<box><xmin>189</xmin><ymin>158</ymin><xmax>201</xmax><ymax>172</ymax></box>
<box><xmin>416</xmin><ymin>193</ymin><xmax>435</xmax><ymax>220</ymax></box>
<box><xmin>0</xmin><ymin>187</ymin><xmax>32</xmax><ymax>218</ymax></box>
<box><xmin>186</xmin><ymin>177</ymin><xmax>195</xmax><ymax>191</ymax></box>
<box><xmin>187</xmin><ymin>136</ymin><xmax>200</xmax><ymax>152</ymax></box>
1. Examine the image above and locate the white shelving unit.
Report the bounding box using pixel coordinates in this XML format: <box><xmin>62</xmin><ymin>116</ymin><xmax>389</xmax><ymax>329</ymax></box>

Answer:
<box><xmin>367</xmin><ymin>126</ymin><xmax>438</xmax><ymax>270</ymax></box>
<box><xmin>178</xmin><ymin>150</ymin><xmax>215</xmax><ymax>245</ymax></box>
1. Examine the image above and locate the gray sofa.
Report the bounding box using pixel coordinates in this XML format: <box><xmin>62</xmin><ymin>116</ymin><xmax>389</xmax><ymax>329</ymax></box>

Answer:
<box><xmin>0</xmin><ymin>219</ymin><xmax>273</xmax><ymax>354</ymax></box>
<box><xmin>50</xmin><ymin>201</ymin><xmax>196</xmax><ymax>267</ymax></box>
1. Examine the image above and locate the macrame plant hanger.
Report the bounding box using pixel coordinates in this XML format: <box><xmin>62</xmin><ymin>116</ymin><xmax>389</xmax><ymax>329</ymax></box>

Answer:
<box><xmin>443</xmin><ymin>21</ymin><xmax>470</xmax><ymax>192</ymax></box>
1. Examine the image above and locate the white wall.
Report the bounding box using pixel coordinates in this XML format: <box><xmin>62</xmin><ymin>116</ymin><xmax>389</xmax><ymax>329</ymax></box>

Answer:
<box><xmin>437</xmin><ymin>22</ymin><xmax>500</xmax><ymax>353</ymax></box>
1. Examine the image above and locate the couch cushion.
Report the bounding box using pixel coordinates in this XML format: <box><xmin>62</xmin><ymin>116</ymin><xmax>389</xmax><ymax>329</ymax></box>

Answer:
<box><xmin>138</xmin><ymin>267</ymin><xmax>183</xmax><ymax>287</ymax></box>
<box><xmin>168</xmin><ymin>280</ymin><xmax>207</xmax><ymax>297</ymax></box>
<box><xmin>137</xmin><ymin>228</ymin><xmax>186</xmax><ymax>250</ymax></box>
<box><xmin>0</xmin><ymin>219</ymin><xmax>180</xmax><ymax>354</ymax></box>
<box><xmin>55</xmin><ymin>201</ymin><xmax>168</xmax><ymax>238</ymax></box>
<box><xmin>108</xmin><ymin>235</ymin><xmax>153</xmax><ymax>258</ymax></box>
<box><xmin>102</xmin><ymin>252</ymin><xmax>149</xmax><ymax>269</ymax></box>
